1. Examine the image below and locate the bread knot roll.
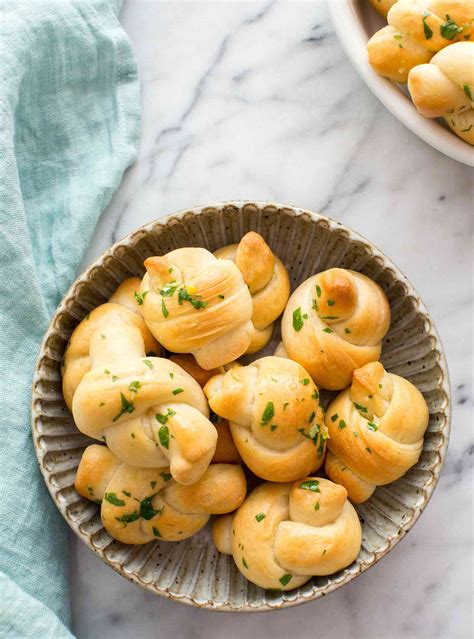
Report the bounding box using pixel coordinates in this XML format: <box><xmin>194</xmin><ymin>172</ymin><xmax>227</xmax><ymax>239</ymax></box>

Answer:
<box><xmin>62</xmin><ymin>278</ymin><xmax>160</xmax><ymax>410</ymax></box>
<box><xmin>75</xmin><ymin>445</ymin><xmax>246</xmax><ymax>544</ymax></box>
<box><xmin>281</xmin><ymin>268</ymin><xmax>390</xmax><ymax>390</ymax></box>
<box><xmin>368</xmin><ymin>1</ymin><xmax>474</xmax><ymax>82</ymax></box>
<box><xmin>408</xmin><ymin>41</ymin><xmax>474</xmax><ymax>125</ymax></box>
<box><xmin>324</xmin><ymin>361</ymin><xmax>429</xmax><ymax>502</ymax></box>
<box><xmin>204</xmin><ymin>356</ymin><xmax>327</xmax><ymax>482</ymax></box>
<box><xmin>215</xmin><ymin>232</ymin><xmax>290</xmax><ymax>354</ymax></box>
<box><xmin>212</xmin><ymin>478</ymin><xmax>361</xmax><ymax>590</ymax></box>
<box><xmin>71</xmin><ymin>316</ymin><xmax>218</xmax><ymax>484</ymax></box>
<box><xmin>138</xmin><ymin>248</ymin><xmax>253</xmax><ymax>369</ymax></box>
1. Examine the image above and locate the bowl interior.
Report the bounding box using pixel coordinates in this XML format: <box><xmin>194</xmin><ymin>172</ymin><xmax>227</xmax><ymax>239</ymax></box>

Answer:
<box><xmin>32</xmin><ymin>202</ymin><xmax>450</xmax><ymax>611</ymax></box>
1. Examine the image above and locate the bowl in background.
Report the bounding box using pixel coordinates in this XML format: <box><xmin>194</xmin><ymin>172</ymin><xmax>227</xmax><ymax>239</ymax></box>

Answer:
<box><xmin>328</xmin><ymin>0</ymin><xmax>474</xmax><ymax>166</ymax></box>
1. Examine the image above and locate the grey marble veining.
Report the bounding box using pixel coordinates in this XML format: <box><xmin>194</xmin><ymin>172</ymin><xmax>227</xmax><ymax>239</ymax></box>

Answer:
<box><xmin>72</xmin><ymin>1</ymin><xmax>473</xmax><ymax>637</ymax></box>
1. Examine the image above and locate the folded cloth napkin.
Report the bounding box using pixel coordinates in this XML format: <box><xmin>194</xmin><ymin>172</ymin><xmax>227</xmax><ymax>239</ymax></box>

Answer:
<box><xmin>0</xmin><ymin>1</ymin><xmax>140</xmax><ymax>635</ymax></box>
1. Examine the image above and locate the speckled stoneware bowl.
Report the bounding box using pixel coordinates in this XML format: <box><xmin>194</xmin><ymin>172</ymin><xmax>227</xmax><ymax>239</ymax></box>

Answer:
<box><xmin>32</xmin><ymin>202</ymin><xmax>450</xmax><ymax>611</ymax></box>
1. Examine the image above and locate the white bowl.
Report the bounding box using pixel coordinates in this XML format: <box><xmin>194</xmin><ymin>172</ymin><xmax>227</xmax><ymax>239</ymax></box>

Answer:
<box><xmin>328</xmin><ymin>0</ymin><xmax>474</xmax><ymax>166</ymax></box>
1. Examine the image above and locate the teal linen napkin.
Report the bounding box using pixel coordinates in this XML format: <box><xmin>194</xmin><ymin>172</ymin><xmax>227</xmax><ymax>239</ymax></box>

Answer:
<box><xmin>0</xmin><ymin>1</ymin><xmax>140</xmax><ymax>635</ymax></box>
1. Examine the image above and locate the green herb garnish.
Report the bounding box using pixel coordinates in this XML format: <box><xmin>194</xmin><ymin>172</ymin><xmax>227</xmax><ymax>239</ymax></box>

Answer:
<box><xmin>299</xmin><ymin>479</ymin><xmax>320</xmax><ymax>492</ymax></box>
<box><xmin>354</xmin><ymin>402</ymin><xmax>368</xmax><ymax>413</ymax></box>
<box><xmin>112</xmin><ymin>393</ymin><xmax>135</xmax><ymax>422</ymax></box>
<box><xmin>115</xmin><ymin>511</ymin><xmax>139</xmax><ymax>524</ymax></box>
<box><xmin>143</xmin><ymin>359</ymin><xmax>153</xmax><ymax>369</ymax></box>
<box><xmin>158</xmin><ymin>425</ymin><xmax>170</xmax><ymax>449</ymax></box>
<box><xmin>423</xmin><ymin>11</ymin><xmax>433</xmax><ymax>39</ymax></box>
<box><xmin>301</xmin><ymin>378</ymin><xmax>310</xmax><ymax>385</ymax></box>
<box><xmin>279</xmin><ymin>574</ymin><xmax>292</xmax><ymax>586</ymax></box>
<box><xmin>161</xmin><ymin>299</ymin><xmax>169</xmax><ymax>318</ymax></box>
<box><xmin>331</xmin><ymin>413</ymin><xmax>338</xmax><ymax>422</ymax></box>
<box><xmin>314</xmin><ymin>502</ymin><xmax>320</xmax><ymax>510</ymax></box>
<box><xmin>134</xmin><ymin>290</ymin><xmax>148</xmax><ymax>305</ymax></box>
<box><xmin>327</xmin><ymin>299</ymin><xmax>335</xmax><ymax>306</ymax></box>
<box><xmin>104</xmin><ymin>492</ymin><xmax>125</xmax><ymax>507</ymax></box>
<box><xmin>261</xmin><ymin>401</ymin><xmax>275</xmax><ymax>425</ymax></box>
<box><xmin>160</xmin><ymin>281</ymin><xmax>178</xmax><ymax>297</ymax></box>
<box><xmin>367</xmin><ymin>422</ymin><xmax>378</xmax><ymax>431</ymax></box>
<box><xmin>464</xmin><ymin>84</ymin><xmax>472</xmax><ymax>100</ymax></box>
<box><xmin>292</xmin><ymin>307</ymin><xmax>304</xmax><ymax>331</ymax></box>
<box><xmin>242</xmin><ymin>557</ymin><xmax>249</xmax><ymax>569</ymax></box>
<box><xmin>316</xmin><ymin>285</ymin><xmax>321</xmax><ymax>297</ymax></box>
<box><xmin>177</xmin><ymin>286</ymin><xmax>208</xmax><ymax>310</ymax></box>
<box><xmin>160</xmin><ymin>472</ymin><xmax>172</xmax><ymax>482</ymax></box>
<box><xmin>440</xmin><ymin>15</ymin><xmax>463</xmax><ymax>40</ymax></box>
<box><xmin>255</xmin><ymin>513</ymin><xmax>266</xmax><ymax>522</ymax></box>
<box><xmin>338</xmin><ymin>420</ymin><xmax>347</xmax><ymax>429</ymax></box>
<box><xmin>128</xmin><ymin>380</ymin><xmax>141</xmax><ymax>393</ymax></box>
<box><xmin>172</xmin><ymin>387</ymin><xmax>184</xmax><ymax>395</ymax></box>
<box><xmin>139</xmin><ymin>495</ymin><xmax>160</xmax><ymax>520</ymax></box>
<box><xmin>322</xmin><ymin>327</ymin><xmax>333</xmax><ymax>333</ymax></box>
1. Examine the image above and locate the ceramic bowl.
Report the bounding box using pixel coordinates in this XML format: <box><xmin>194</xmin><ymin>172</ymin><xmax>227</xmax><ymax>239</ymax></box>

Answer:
<box><xmin>328</xmin><ymin>0</ymin><xmax>474</xmax><ymax>167</ymax></box>
<box><xmin>32</xmin><ymin>202</ymin><xmax>450</xmax><ymax>611</ymax></box>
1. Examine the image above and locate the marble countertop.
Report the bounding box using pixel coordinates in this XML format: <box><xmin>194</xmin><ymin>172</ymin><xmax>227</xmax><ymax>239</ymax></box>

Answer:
<box><xmin>72</xmin><ymin>1</ymin><xmax>473</xmax><ymax>637</ymax></box>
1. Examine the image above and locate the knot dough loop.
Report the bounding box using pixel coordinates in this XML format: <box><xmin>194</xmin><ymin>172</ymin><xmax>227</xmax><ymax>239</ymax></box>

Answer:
<box><xmin>139</xmin><ymin>247</ymin><xmax>253</xmax><ymax>369</ymax></box>
<box><xmin>204</xmin><ymin>356</ymin><xmax>327</xmax><ymax>482</ymax></box>
<box><xmin>62</xmin><ymin>278</ymin><xmax>160</xmax><ymax>410</ymax></box>
<box><xmin>367</xmin><ymin>1</ymin><xmax>474</xmax><ymax>83</ymax></box>
<box><xmin>75</xmin><ymin>445</ymin><xmax>246</xmax><ymax>544</ymax></box>
<box><xmin>72</xmin><ymin>318</ymin><xmax>217</xmax><ymax>485</ymax></box>
<box><xmin>408</xmin><ymin>41</ymin><xmax>474</xmax><ymax>119</ymax></box>
<box><xmin>213</xmin><ymin>478</ymin><xmax>361</xmax><ymax>590</ymax></box>
<box><xmin>325</xmin><ymin>361</ymin><xmax>429</xmax><ymax>502</ymax></box>
<box><xmin>281</xmin><ymin>268</ymin><xmax>391</xmax><ymax>390</ymax></box>
<box><xmin>215</xmin><ymin>232</ymin><xmax>290</xmax><ymax>354</ymax></box>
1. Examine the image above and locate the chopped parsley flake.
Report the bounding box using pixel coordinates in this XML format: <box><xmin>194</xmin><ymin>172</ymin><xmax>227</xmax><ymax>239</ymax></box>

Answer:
<box><xmin>316</xmin><ymin>285</ymin><xmax>321</xmax><ymax>297</ymax></box>
<box><xmin>112</xmin><ymin>393</ymin><xmax>135</xmax><ymax>422</ymax></box>
<box><xmin>242</xmin><ymin>557</ymin><xmax>249</xmax><ymax>569</ymax></box>
<box><xmin>283</xmin><ymin>402</ymin><xmax>289</xmax><ymax>411</ymax></box>
<box><xmin>367</xmin><ymin>422</ymin><xmax>378</xmax><ymax>431</ymax></box>
<box><xmin>463</xmin><ymin>84</ymin><xmax>472</xmax><ymax>100</ymax></box>
<box><xmin>308</xmin><ymin>411</ymin><xmax>316</xmax><ymax>423</ymax></box>
<box><xmin>104</xmin><ymin>492</ymin><xmax>125</xmax><ymax>507</ymax></box>
<box><xmin>255</xmin><ymin>513</ymin><xmax>266</xmax><ymax>522</ymax></box>
<box><xmin>160</xmin><ymin>281</ymin><xmax>178</xmax><ymax>297</ymax></box>
<box><xmin>270</xmin><ymin>424</ymin><xmax>278</xmax><ymax>432</ymax></box>
<box><xmin>128</xmin><ymin>380</ymin><xmax>141</xmax><ymax>393</ymax></box>
<box><xmin>160</xmin><ymin>472</ymin><xmax>172</xmax><ymax>482</ymax></box>
<box><xmin>150</xmin><ymin>481</ymin><xmax>156</xmax><ymax>489</ymax></box>
<box><xmin>327</xmin><ymin>299</ymin><xmax>335</xmax><ymax>306</ymax></box>
<box><xmin>311</xmin><ymin>390</ymin><xmax>319</xmax><ymax>400</ymax></box>
<box><xmin>292</xmin><ymin>307</ymin><xmax>304</xmax><ymax>331</ymax></box>
<box><xmin>301</xmin><ymin>378</ymin><xmax>310</xmax><ymax>385</ymax></box>
<box><xmin>139</xmin><ymin>495</ymin><xmax>160</xmax><ymax>520</ymax></box>
<box><xmin>134</xmin><ymin>290</ymin><xmax>148</xmax><ymax>305</ymax></box>
<box><xmin>322</xmin><ymin>327</ymin><xmax>333</xmax><ymax>333</ymax></box>
<box><xmin>112</xmin><ymin>375</ymin><xmax>118</xmax><ymax>382</ymax></box>
<box><xmin>354</xmin><ymin>402</ymin><xmax>368</xmax><ymax>413</ymax></box>
<box><xmin>440</xmin><ymin>15</ymin><xmax>463</xmax><ymax>40</ymax></box>
<box><xmin>344</xmin><ymin>327</ymin><xmax>351</xmax><ymax>334</ymax></box>
<box><xmin>261</xmin><ymin>401</ymin><xmax>275</xmax><ymax>425</ymax></box>
<box><xmin>158</xmin><ymin>425</ymin><xmax>170</xmax><ymax>449</ymax></box>
<box><xmin>122</xmin><ymin>490</ymin><xmax>131</xmax><ymax>497</ymax></box>
<box><xmin>299</xmin><ymin>479</ymin><xmax>320</xmax><ymax>492</ymax></box>
<box><xmin>338</xmin><ymin>420</ymin><xmax>347</xmax><ymax>430</ymax></box>
<box><xmin>366</xmin><ymin>447</ymin><xmax>372</xmax><ymax>454</ymax></box>
<box><xmin>423</xmin><ymin>11</ymin><xmax>433</xmax><ymax>39</ymax></box>
<box><xmin>314</xmin><ymin>502</ymin><xmax>320</xmax><ymax>511</ymax></box>
<box><xmin>177</xmin><ymin>286</ymin><xmax>208</xmax><ymax>310</ymax></box>
<box><xmin>161</xmin><ymin>299</ymin><xmax>169</xmax><ymax>318</ymax></box>
<box><xmin>172</xmin><ymin>387</ymin><xmax>184</xmax><ymax>395</ymax></box>
<box><xmin>115</xmin><ymin>511</ymin><xmax>139</xmax><ymax>524</ymax></box>
<box><xmin>143</xmin><ymin>359</ymin><xmax>153</xmax><ymax>369</ymax></box>
<box><xmin>152</xmin><ymin>526</ymin><xmax>162</xmax><ymax>537</ymax></box>
<box><xmin>331</xmin><ymin>413</ymin><xmax>338</xmax><ymax>422</ymax></box>
<box><xmin>279</xmin><ymin>574</ymin><xmax>292</xmax><ymax>586</ymax></box>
